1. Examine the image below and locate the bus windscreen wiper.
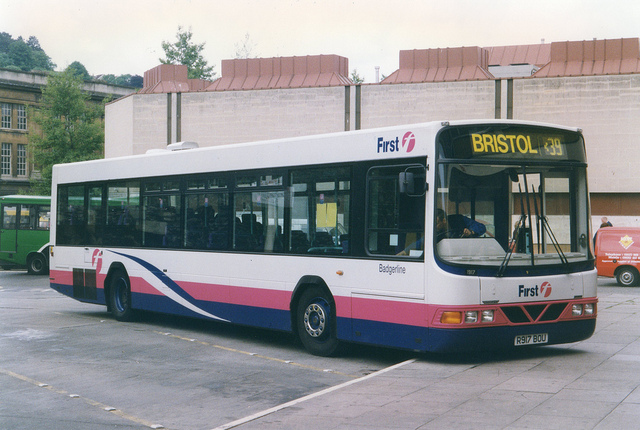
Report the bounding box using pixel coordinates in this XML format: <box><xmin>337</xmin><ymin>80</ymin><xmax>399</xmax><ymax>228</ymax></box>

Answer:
<box><xmin>498</xmin><ymin>182</ymin><xmax>527</xmax><ymax>277</ymax></box>
<box><xmin>532</xmin><ymin>184</ymin><xmax>568</xmax><ymax>266</ymax></box>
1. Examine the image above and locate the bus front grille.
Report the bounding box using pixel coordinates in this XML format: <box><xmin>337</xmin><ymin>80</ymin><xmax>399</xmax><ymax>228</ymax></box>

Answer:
<box><xmin>500</xmin><ymin>302</ymin><xmax>569</xmax><ymax>324</ymax></box>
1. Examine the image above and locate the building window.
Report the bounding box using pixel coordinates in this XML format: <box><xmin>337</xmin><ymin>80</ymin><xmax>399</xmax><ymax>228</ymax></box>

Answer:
<box><xmin>16</xmin><ymin>105</ymin><xmax>26</xmax><ymax>130</ymax></box>
<box><xmin>17</xmin><ymin>144</ymin><xmax>26</xmax><ymax>176</ymax></box>
<box><xmin>2</xmin><ymin>143</ymin><xmax>11</xmax><ymax>175</ymax></box>
<box><xmin>1</xmin><ymin>103</ymin><xmax>11</xmax><ymax>129</ymax></box>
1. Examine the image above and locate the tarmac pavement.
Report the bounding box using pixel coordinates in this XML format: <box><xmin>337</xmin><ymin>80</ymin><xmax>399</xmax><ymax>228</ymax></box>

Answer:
<box><xmin>216</xmin><ymin>280</ymin><xmax>640</xmax><ymax>430</ymax></box>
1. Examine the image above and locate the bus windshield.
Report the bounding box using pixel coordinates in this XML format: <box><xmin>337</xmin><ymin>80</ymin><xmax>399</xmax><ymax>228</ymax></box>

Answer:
<box><xmin>435</xmin><ymin>126</ymin><xmax>591</xmax><ymax>272</ymax></box>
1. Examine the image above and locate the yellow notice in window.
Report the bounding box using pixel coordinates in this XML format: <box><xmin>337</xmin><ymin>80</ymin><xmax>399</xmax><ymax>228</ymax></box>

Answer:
<box><xmin>316</xmin><ymin>203</ymin><xmax>337</xmax><ymax>228</ymax></box>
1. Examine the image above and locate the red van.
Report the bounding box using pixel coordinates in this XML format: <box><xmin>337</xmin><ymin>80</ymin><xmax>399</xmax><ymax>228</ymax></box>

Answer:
<box><xmin>594</xmin><ymin>227</ymin><xmax>640</xmax><ymax>286</ymax></box>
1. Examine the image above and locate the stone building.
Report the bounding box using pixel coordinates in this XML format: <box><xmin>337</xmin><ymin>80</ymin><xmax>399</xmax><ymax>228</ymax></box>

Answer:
<box><xmin>104</xmin><ymin>37</ymin><xmax>640</xmax><ymax>226</ymax></box>
<box><xmin>0</xmin><ymin>68</ymin><xmax>133</xmax><ymax>195</ymax></box>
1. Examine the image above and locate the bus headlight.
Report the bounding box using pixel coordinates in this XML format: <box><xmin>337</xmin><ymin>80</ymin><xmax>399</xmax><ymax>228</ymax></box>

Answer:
<box><xmin>482</xmin><ymin>310</ymin><xmax>495</xmax><ymax>323</ymax></box>
<box><xmin>465</xmin><ymin>311</ymin><xmax>478</xmax><ymax>323</ymax></box>
<box><xmin>572</xmin><ymin>304</ymin><xmax>583</xmax><ymax>316</ymax></box>
<box><xmin>584</xmin><ymin>303</ymin><xmax>595</xmax><ymax>315</ymax></box>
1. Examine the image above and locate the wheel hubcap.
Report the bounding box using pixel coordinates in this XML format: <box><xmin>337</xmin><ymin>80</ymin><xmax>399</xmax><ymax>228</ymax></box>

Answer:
<box><xmin>303</xmin><ymin>302</ymin><xmax>327</xmax><ymax>338</ymax></box>
<box><xmin>32</xmin><ymin>259</ymin><xmax>43</xmax><ymax>272</ymax></box>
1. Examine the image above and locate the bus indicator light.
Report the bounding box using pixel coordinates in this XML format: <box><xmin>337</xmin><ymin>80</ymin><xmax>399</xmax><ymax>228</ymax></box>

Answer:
<box><xmin>441</xmin><ymin>311</ymin><xmax>462</xmax><ymax>324</ymax></box>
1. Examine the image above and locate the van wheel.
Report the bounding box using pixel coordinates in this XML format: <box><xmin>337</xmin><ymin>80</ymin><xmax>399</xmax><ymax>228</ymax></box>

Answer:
<box><xmin>109</xmin><ymin>269</ymin><xmax>136</xmax><ymax>321</ymax></box>
<box><xmin>27</xmin><ymin>254</ymin><xmax>48</xmax><ymax>275</ymax></box>
<box><xmin>296</xmin><ymin>287</ymin><xmax>339</xmax><ymax>356</ymax></box>
<box><xmin>617</xmin><ymin>267</ymin><xmax>639</xmax><ymax>287</ymax></box>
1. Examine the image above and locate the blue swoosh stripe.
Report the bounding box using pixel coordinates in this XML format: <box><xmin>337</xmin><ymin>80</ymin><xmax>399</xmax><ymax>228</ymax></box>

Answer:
<box><xmin>110</xmin><ymin>250</ymin><xmax>206</xmax><ymax>311</ymax></box>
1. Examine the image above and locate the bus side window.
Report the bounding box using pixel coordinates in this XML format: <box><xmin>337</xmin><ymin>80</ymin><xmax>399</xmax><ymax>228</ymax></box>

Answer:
<box><xmin>2</xmin><ymin>204</ymin><xmax>16</xmax><ymax>230</ymax></box>
<box><xmin>289</xmin><ymin>166</ymin><xmax>350</xmax><ymax>255</ymax></box>
<box><xmin>56</xmin><ymin>185</ymin><xmax>85</xmax><ymax>245</ymax></box>
<box><xmin>19</xmin><ymin>205</ymin><xmax>32</xmax><ymax>230</ymax></box>
<box><xmin>366</xmin><ymin>164</ymin><xmax>426</xmax><ymax>257</ymax></box>
<box><xmin>106</xmin><ymin>182</ymin><xmax>141</xmax><ymax>247</ymax></box>
<box><xmin>37</xmin><ymin>206</ymin><xmax>51</xmax><ymax>230</ymax></box>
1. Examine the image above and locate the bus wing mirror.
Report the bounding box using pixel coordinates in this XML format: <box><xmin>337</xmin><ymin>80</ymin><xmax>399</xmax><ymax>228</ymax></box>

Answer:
<box><xmin>399</xmin><ymin>172</ymin><xmax>415</xmax><ymax>194</ymax></box>
<box><xmin>399</xmin><ymin>166</ymin><xmax>428</xmax><ymax>196</ymax></box>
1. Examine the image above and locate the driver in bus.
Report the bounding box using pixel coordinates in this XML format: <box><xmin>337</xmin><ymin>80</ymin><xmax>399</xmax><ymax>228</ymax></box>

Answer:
<box><xmin>436</xmin><ymin>208</ymin><xmax>486</xmax><ymax>242</ymax></box>
<box><xmin>398</xmin><ymin>208</ymin><xmax>487</xmax><ymax>255</ymax></box>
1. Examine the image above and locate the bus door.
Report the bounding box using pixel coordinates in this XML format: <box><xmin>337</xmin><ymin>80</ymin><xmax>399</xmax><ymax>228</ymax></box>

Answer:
<box><xmin>0</xmin><ymin>204</ymin><xmax>18</xmax><ymax>254</ymax></box>
<box><xmin>352</xmin><ymin>162</ymin><xmax>427</xmax><ymax>348</ymax></box>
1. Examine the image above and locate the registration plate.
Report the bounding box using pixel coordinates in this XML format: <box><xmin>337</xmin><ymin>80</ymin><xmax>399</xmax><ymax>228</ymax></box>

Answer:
<box><xmin>514</xmin><ymin>333</ymin><xmax>548</xmax><ymax>346</ymax></box>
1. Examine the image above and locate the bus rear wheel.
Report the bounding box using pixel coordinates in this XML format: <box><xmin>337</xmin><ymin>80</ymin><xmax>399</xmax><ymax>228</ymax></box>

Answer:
<box><xmin>617</xmin><ymin>267</ymin><xmax>639</xmax><ymax>287</ymax></box>
<box><xmin>109</xmin><ymin>269</ymin><xmax>136</xmax><ymax>321</ymax></box>
<box><xmin>296</xmin><ymin>287</ymin><xmax>339</xmax><ymax>356</ymax></box>
<box><xmin>27</xmin><ymin>253</ymin><xmax>48</xmax><ymax>275</ymax></box>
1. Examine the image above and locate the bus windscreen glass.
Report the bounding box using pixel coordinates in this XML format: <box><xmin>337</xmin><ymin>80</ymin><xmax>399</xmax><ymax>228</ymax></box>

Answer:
<box><xmin>435</xmin><ymin>125</ymin><xmax>591</xmax><ymax>273</ymax></box>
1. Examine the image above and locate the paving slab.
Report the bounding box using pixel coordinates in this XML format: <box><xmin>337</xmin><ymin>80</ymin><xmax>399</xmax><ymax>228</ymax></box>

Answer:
<box><xmin>218</xmin><ymin>282</ymin><xmax>640</xmax><ymax>430</ymax></box>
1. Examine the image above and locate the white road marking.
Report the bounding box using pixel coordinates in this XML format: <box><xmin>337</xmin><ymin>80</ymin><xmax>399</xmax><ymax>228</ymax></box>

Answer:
<box><xmin>210</xmin><ymin>358</ymin><xmax>416</xmax><ymax>430</ymax></box>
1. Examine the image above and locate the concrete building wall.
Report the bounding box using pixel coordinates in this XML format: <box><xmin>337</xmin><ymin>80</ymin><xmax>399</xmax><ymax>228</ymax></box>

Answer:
<box><xmin>360</xmin><ymin>81</ymin><xmax>497</xmax><ymax>128</ymax></box>
<box><xmin>514</xmin><ymin>74</ymin><xmax>640</xmax><ymax>193</ymax></box>
<box><xmin>132</xmin><ymin>93</ymin><xmax>169</xmax><ymax>155</ymax></box>
<box><xmin>180</xmin><ymin>86</ymin><xmax>347</xmax><ymax>146</ymax></box>
<box><xmin>105</xmin><ymin>96</ymin><xmax>134</xmax><ymax>158</ymax></box>
<box><xmin>106</xmin><ymin>94</ymin><xmax>169</xmax><ymax>157</ymax></box>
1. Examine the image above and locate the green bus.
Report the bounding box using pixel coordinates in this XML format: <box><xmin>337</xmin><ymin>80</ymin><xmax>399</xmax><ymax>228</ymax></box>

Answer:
<box><xmin>0</xmin><ymin>195</ymin><xmax>50</xmax><ymax>275</ymax></box>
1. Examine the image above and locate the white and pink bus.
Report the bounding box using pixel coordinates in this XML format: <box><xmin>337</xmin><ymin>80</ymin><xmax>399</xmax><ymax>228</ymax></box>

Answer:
<box><xmin>49</xmin><ymin>120</ymin><xmax>597</xmax><ymax>355</ymax></box>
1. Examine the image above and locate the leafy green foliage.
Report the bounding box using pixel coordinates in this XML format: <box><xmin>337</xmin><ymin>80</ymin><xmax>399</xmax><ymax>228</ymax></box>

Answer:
<box><xmin>351</xmin><ymin>69</ymin><xmax>364</xmax><ymax>84</ymax></box>
<box><xmin>160</xmin><ymin>26</ymin><xmax>216</xmax><ymax>80</ymax></box>
<box><xmin>29</xmin><ymin>70</ymin><xmax>105</xmax><ymax>194</ymax></box>
<box><xmin>0</xmin><ymin>32</ymin><xmax>55</xmax><ymax>72</ymax></box>
<box><xmin>66</xmin><ymin>61</ymin><xmax>91</xmax><ymax>80</ymax></box>
<box><xmin>97</xmin><ymin>74</ymin><xmax>143</xmax><ymax>88</ymax></box>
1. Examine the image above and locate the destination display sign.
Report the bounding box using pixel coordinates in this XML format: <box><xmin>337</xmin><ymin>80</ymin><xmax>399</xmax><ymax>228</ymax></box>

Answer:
<box><xmin>471</xmin><ymin>133</ymin><xmax>567</xmax><ymax>159</ymax></box>
<box><xmin>437</xmin><ymin>125</ymin><xmax>586</xmax><ymax>162</ymax></box>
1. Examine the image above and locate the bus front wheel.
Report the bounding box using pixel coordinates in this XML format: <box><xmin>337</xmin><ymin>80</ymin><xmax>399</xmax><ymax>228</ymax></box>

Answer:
<box><xmin>27</xmin><ymin>253</ymin><xmax>48</xmax><ymax>275</ymax></box>
<box><xmin>109</xmin><ymin>269</ymin><xmax>136</xmax><ymax>321</ymax></box>
<box><xmin>296</xmin><ymin>287</ymin><xmax>339</xmax><ymax>356</ymax></box>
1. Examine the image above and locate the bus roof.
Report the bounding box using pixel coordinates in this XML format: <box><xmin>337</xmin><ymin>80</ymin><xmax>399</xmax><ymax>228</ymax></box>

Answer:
<box><xmin>0</xmin><ymin>195</ymin><xmax>51</xmax><ymax>203</ymax></box>
<box><xmin>52</xmin><ymin>119</ymin><xmax>582</xmax><ymax>185</ymax></box>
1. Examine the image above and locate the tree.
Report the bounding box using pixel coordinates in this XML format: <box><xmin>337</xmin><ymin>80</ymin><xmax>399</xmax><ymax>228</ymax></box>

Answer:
<box><xmin>129</xmin><ymin>75</ymin><xmax>143</xmax><ymax>88</ymax></box>
<box><xmin>97</xmin><ymin>74</ymin><xmax>143</xmax><ymax>88</ymax></box>
<box><xmin>160</xmin><ymin>26</ymin><xmax>215</xmax><ymax>80</ymax></box>
<box><xmin>8</xmin><ymin>39</ymin><xmax>32</xmax><ymax>71</ymax></box>
<box><xmin>351</xmin><ymin>69</ymin><xmax>364</xmax><ymax>84</ymax></box>
<box><xmin>0</xmin><ymin>32</ymin><xmax>13</xmax><ymax>52</ymax></box>
<box><xmin>30</xmin><ymin>49</ymin><xmax>56</xmax><ymax>71</ymax></box>
<box><xmin>0</xmin><ymin>33</ymin><xmax>55</xmax><ymax>71</ymax></box>
<box><xmin>26</xmin><ymin>36</ymin><xmax>43</xmax><ymax>51</ymax></box>
<box><xmin>234</xmin><ymin>33</ymin><xmax>258</xmax><ymax>59</ymax></box>
<box><xmin>29</xmin><ymin>70</ymin><xmax>105</xmax><ymax>194</ymax></box>
<box><xmin>66</xmin><ymin>61</ymin><xmax>91</xmax><ymax>80</ymax></box>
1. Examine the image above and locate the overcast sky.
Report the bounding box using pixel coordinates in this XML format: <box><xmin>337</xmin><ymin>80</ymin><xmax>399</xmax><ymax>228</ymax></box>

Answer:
<box><xmin>2</xmin><ymin>0</ymin><xmax>639</xmax><ymax>82</ymax></box>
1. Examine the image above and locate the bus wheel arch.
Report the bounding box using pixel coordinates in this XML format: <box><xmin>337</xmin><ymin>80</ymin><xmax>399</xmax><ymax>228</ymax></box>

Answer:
<box><xmin>104</xmin><ymin>264</ymin><xmax>136</xmax><ymax>321</ymax></box>
<box><xmin>291</xmin><ymin>276</ymin><xmax>340</xmax><ymax>356</ymax></box>
<box><xmin>26</xmin><ymin>251</ymin><xmax>48</xmax><ymax>275</ymax></box>
<box><xmin>615</xmin><ymin>266</ymin><xmax>639</xmax><ymax>287</ymax></box>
